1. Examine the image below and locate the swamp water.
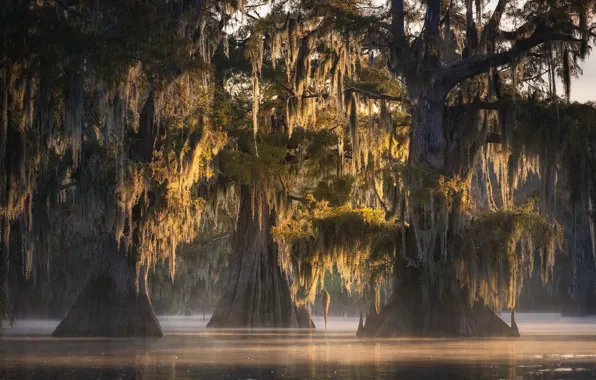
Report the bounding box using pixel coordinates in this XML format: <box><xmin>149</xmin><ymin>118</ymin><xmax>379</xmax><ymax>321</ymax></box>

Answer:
<box><xmin>1</xmin><ymin>313</ymin><xmax>596</xmax><ymax>379</ymax></box>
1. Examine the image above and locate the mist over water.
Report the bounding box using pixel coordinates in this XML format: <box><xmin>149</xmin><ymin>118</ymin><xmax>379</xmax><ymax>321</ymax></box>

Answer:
<box><xmin>1</xmin><ymin>313</ymin><xmax>596</xmax><ymax>379</ymax></box>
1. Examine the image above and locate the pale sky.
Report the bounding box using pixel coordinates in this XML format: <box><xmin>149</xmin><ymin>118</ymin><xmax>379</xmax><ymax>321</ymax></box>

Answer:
<box><xmin>571</xmin><ymin>54</ymin><xmax>596</xmax><ymax>103</ymax></box>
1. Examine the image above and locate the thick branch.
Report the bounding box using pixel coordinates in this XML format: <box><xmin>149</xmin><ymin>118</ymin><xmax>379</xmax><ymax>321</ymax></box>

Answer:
<box><xmin>426</xmin><ymin>0</ymin><xmax>441</xmax><ymax>39</ymax></box>
<box><xmin>425</xmin><ymin>0</ymin><xmax>441</xmax><ymax>64</ymax></box>
<box><xmin>480</xmin><ymin>0</ymin><xmax>510</xmax><ymax>47</ymax></box>
<box><xmin>465</xmin><ymin>0</ymin><xmax>478</xmax><ymax>51</ymax></box>
<box><xmin>180</xmin><ymin>233</ymin><xmax>232</xmax><ymax>255</ymax></box>
<box><xmin>496</xmin><ymin>13</ymin><xmax>552</xmax><ymax>41</ymax></box>
<box><xmin>344</xmin><ymin>87</ymin><xmax>402</xmax><ymax>102</ymax></box>
<box><xmin>443</xmin><ymin>23</ymin><xmax>580</xmax><ymax>92</ymax></box>
<box><xmin>391</xmin><ymin>0</ymin><xmax>405</xmax><ymax>37</ymax></box>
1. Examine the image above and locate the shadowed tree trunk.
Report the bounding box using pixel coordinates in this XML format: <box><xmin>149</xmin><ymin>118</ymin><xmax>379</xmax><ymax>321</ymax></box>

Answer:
<box><xmin>208</xmin><ymin>185</ymin><xmax>313</xmax><ymax>328</ymax></box>
<box><xmin>562</xmin><ymin>215</ymin><xmax>596</xmax><ymax>316</ymax></box>
<box><xmin>371</xmin><ymin>0</ymin><xmax>580</xmax><ymax>337</ymax></box>
<box><xmin>52</xmin><ymin>88</ymin><xmax>171</xmax><ymax>337</ymax></box>
<box><xmin>358</xmin><ymin>98</ymin><xmax>519</xmax><ymax>338</ymax></box>
<box><xmin>357</xmin><ymin>258</ymin><xmax>519</xmax><ymax>337</ymax></box>
<box><xmin>52</xmin><ymin>239</ymin><xmax>162</xmax><ymax>337</ymax></box>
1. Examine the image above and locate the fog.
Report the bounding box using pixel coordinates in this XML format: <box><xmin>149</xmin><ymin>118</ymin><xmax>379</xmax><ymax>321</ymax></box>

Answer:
<box><xmin>1</xmin><ymin>313</ymin><xmax>596</xmax><ymax>379</ymax></box>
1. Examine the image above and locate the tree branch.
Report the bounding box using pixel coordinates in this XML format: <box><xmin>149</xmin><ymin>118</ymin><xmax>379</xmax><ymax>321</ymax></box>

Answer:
<box><xmin>442</xmin><ymin>22</ymin><xmax>580</xmax><ymax>92</ymax></box>
<box><xmin>391</xmin><ymin>0</ymin><xmax>405</xmax><ymax>38</ymax></box>
<box><xmin>344</xmin><ymin>87</ymin><xmax>402</xmax><ymax>102</ymax></box>
<box><xmin>465</xmin><ymin>0</ymin><xmax>478</xmax><ymax>51</ymax></box>
<box><xmin>425</xmin><ymin>0</ymin><xmax>441</xmax><ymax>65</ymax></box>
<box><xmin>180</xmin><ymin>233</ymin><xmax>232</xmax><ymax>255</ymax></box>
<box><xmin>480</xmin><ymin>0</ymin><xmax>510</xmax><ymax>47</ymax></box>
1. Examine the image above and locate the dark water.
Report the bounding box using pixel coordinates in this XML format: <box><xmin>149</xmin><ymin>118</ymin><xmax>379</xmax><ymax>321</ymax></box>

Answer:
<box><xmin>1</xmin><ymin>314</ymin><xmax>596</xmax><ymax>379</ymax></box>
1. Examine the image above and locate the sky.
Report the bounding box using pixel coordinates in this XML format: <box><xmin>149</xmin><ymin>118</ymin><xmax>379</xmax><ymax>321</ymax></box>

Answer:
<box><xmin>571</xmin><ymin>54</ymin><xmax>596</xmax><ymax>103</ymax></box>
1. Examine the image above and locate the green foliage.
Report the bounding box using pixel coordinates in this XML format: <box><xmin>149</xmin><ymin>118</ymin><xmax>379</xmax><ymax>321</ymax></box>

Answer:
<box><xmin>457</xmin><ymin>199</ymin><xmax>564</xmax><ymax>309</ymax></box>
<box><xmin>312</xmin><ymin>176</ymin><xmax>354</xmax><ymax>206</ymax></box>
<box><xmin>345</xmin><ymin>65</ymin><xmax>403</xmax><ymax>99</ymax></box>
<box><xmin>6</xmin><ymin>0</ymin><xmax>596</xmax><ymax>324</ymax></box>
<box><xmin>273</xmin><ymin>196</ymin><xmax>398</xmax><ymax>304</ymax></box>
<box><xmin>467</xmin><ymin>199</ymin><xmax>559</xmax><ymax>261</ymax></box>
<box><xmin>219</xmin><ymin>133</ymin><xmax>288</xmax><ymax>185</ymax></box>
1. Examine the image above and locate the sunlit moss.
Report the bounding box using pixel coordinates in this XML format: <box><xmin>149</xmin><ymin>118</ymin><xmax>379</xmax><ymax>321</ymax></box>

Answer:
<box><xmin>0</xmin><ymin>1</ymin><xmax>235</xmax><ymax>291</ymax></box>
<box><xmin>457</xmin><ymin>199</ymin><xmax>563</xmax><ymax>309</ymax></box>
<box><xmin>273</xmin><ymin>196</ymin><xmax>399</xmax><ymax>305</ymax></box>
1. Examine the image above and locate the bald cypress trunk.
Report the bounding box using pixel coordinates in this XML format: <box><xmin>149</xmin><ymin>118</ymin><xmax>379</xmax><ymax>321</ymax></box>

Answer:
<box><xmin>208</xmin><ymin>185</ymin><xmax>313</xmax><ymax>328</ymax></box>
<box><xmin>357</xmin><ymin>258</ymin><xmax>518</xmax><ymax>337</ymax></box>
<box><xmin>358</xmin><ymin>98</ymin><xmax>519</xmax><ymax>338</ymax></box>
<box><xmin>52</xmin><ymin>239</ymin><xmax>162</xmax><ymax>337</ymax></box>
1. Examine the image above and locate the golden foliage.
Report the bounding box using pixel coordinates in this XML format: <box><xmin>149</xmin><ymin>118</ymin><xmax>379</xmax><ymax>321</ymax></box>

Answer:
<box><xmin>273</xmin><ymin>196</ymin><xmax>398</xmax><ymax>305</ymax></box>
<box><xmin>457</xmin><ymin>199</ymin><xmax>563</xmax><ymax>309</ymax></box>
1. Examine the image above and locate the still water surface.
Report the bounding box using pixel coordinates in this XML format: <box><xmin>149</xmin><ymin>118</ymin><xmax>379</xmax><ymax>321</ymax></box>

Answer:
<box><xmin>1</xmin><ymin>313</ymin><xmax>596</xmax><ymax>379</ymax></box>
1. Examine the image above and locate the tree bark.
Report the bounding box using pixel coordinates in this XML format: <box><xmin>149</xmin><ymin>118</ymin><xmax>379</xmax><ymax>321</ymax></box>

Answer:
<box><xmin>357</xmin><ymin>258</ymin><xmax>519</xmax><ymax>337</ymax></box>
<box><xmin>358</xmin><ymin>99</ymin><xmax>519</xmax><ymax>338</ymax></box>
<box><xmin>52</xmin><ymin>239</ymin><xmax>163</xmax><ymax>337</ymax></box>
<box><xmin>409</xmin><ymin>90</ymin><xmax>447</xmax><ymax>170</ymax></box>
<box><xmin>207</xmin><ymin>185</ymin><xmax>314</xmax><ymax>328</ymax></box>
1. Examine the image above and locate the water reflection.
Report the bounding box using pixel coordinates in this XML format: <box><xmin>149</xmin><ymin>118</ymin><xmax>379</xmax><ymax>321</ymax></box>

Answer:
<box><xmin>1</xmin><ymin>314</ymin><xmax>596</xmax><ymax>379</ymax></box>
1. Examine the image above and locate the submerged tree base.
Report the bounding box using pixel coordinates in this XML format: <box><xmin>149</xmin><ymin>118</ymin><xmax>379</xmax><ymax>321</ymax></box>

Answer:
<box><xmin>561</xmin><ymin>296</ymin><xmax>596</xmax><ymax>317</ymax></box>
<box><xmin>53</xmin><ymin>241</ymin><xmax>163</xmax><ymax>338</ymax></box>
<box><xmin>208</xmin><ymin>185</ymin><xmax>314</xmax><ymax>329</ymax></box>
<box><xmin>207</xmin><ymin>261</ymin><xmax>315</xmax><ymax>329</ymax></box>
<box><xmin>357</xmin><ymin>263</ymin><xmax>519</xmax><ymax>338</ymax></box>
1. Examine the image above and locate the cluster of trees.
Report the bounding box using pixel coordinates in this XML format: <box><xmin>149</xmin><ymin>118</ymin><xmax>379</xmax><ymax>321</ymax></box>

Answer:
<box><xmin>1</xmin><ymin>0</ymin><xmax>596</xmax><ymax>337</ymax></box>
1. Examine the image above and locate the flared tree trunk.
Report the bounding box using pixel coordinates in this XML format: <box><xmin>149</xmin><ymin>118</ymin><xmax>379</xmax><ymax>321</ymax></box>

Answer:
<box><xmin>207</xmin><ymin>185</ymin><xmax>313</xmax><ymax>328</ymax></box>
<box><xmin>357</xmin><ymin>259</ymin><xmax>519</xmax><ymax>337</ymax></box>
<box><xmin>358</xmin><ymin>97</ymin><xmax>518</xmax><ymax>337</ymax></box>
<box><xmin>52</xmin><ymin>239</ymin><xmax>162</xmax><ymax>337</ymax></box>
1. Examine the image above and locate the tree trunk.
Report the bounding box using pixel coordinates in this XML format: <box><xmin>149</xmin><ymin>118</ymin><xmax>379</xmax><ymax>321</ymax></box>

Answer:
<box><xmin>207</xmin><ymin>185</ymin><xmax>314</xmax><ymax>328</ymax></box>
<box><xmin>358</xmin><ymin>97</ymin><xmax>519</xmax><ymax>338</ymax></box>
<box><xmin>556</xmin><ymin>194</ymin><xmax>596</xmax><ymax>316</ymax></box>
<box><xmin>52</xmin><ymin>239</ymin><xmax>163</xmax><ymax>337</ymax></box>
<box><xmin>409</xmin><ymin>89</ymin><xmax>448</xmax><ymax>171</ymax></box>
<box><xmin>357</xmin><ymin>259</ymin><xmax>519</xmax><ymax>337</ymax></box>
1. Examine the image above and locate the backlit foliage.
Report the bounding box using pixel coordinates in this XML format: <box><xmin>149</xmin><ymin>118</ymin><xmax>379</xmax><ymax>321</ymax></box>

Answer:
<box><xmin>4</xmin><ymin>0</ymin><xmax>596</xmax><ymax>324</ymax></box>
<box><xmin>238</xmin><ymin>0</ymin><xmax>596</xmax><ymax>317</ymax></box>
<box><xmin>273</xmin><ymin>195</ymin><xmax>399</xmax><ymax>305</ymax></box>
<box><xmin>0</xmin><ymin>0</ymin><xmax>239</xmax><ymax>293</ymax></box>
<box><xmin>457</xmin><ymin>199</ymin><xmax>563</xmax><ymax>310</ymax></box>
